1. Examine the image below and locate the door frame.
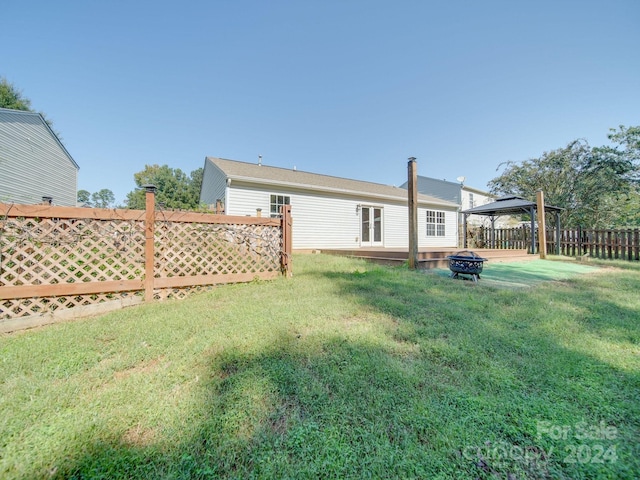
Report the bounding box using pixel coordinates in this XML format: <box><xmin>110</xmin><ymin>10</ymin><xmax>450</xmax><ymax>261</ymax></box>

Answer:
<box><xmin>359</xmin><ymin>205</ymin><xmax>383</xmax><ymax>247</ymax></box>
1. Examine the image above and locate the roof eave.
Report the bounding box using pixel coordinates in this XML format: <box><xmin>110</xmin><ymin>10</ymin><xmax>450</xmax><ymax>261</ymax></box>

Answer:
<box><xmin>228</xmin><ymin>175</ymin><xmax>458</xmax><ymax>208</ymax></box>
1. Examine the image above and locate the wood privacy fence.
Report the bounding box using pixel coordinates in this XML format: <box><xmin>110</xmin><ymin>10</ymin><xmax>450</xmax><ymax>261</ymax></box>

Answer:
<box><xmin>468</xmin><ymin>225</ymin><xmax>640</xmax><ymax>261</ymax></box>
<box><xmin>548</xmin><ymin>227</ymin><xmax>640</xmax><ymax>261</ymax></box>
<box><xmin>0</xmin><ymin>189</ymin><xmax>292</xmax><ymax>332</ymax></box>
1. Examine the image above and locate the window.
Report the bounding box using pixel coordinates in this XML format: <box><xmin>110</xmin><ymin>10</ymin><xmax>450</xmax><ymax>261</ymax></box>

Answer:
<box><xmin>270</xmin><ymin>194</ymin><xmax>290</xmax><ymax>217</ymax></box>
<box><xmin>426</xmin><ymin>210</ymin><xmax>445</xmax><ymax>237</ymax></box>
<box><xmin>469</xmin><ymin>193</ymin><xmax>475</xmax><ymax>208</ymax></box>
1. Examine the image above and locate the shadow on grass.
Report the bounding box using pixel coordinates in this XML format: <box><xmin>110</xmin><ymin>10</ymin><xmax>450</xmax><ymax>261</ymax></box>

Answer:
<box><xmin>44</xmin><ymin>260</ymin><xmax>640</xmax><ymax>479</ymax></box>
<box><xmin>49</xmin><ymin>335</ymin><xmax>467</xmax><ymax>479</ymax></box>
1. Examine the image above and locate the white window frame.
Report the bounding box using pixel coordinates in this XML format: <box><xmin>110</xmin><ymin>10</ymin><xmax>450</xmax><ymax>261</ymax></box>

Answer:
<box><xmin>426</xmin><ymin>210</ymin><xmax>445</xmax><ymax>237</ymax></box>
<box><xmin>270</xmin><ymin>194</ymin><xmax>290</xmax><ymax>218</ymax></box>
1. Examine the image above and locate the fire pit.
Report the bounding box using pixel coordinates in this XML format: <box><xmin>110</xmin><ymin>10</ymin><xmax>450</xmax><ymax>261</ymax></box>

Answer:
<box><xmin>446</xmin><ymin>250</ymin><xmax>488</xmax><ymax>282</ymax></box>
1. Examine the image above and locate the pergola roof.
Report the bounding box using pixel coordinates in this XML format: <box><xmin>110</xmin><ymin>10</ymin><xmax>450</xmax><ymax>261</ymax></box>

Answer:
<box><xmin>462</xmin><ymin>195</ymin><xmax>563</xmax><ymax>217</ymax></box>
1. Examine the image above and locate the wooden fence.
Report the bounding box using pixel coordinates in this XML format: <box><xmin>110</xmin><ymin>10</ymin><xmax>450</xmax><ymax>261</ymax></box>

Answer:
<box><xmin>468</xmin><ymin>225</ymin><xmax>640</xmax><ymax>261</ymax></box>
<box><xmin>0</xmin><ymin>188</ymin><xmax>292</xmax><ymax>332</ymax></box>
<box><xmin>549</xmin><ymin>227</ymin><xmax>640</xmax><ymax>261</ymax></box>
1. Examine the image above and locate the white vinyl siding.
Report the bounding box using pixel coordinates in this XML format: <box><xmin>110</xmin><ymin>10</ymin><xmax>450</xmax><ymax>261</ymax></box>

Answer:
<box><xmin>381</xmin><ymin>203</ymin><xmax>409</xmax><ymax>248</ymax></box>
<box><xmin>227</xmin><ymin>184</ymin><xmax>360</xmax><ymax>249</ymax></box>
<box><xmin>225</xmin><ymin>182</ymin><xmax>458</xmax><ymax>250</ymax></box>
<box><xmin>419</xmin><ymin>208</ymin><xmax>457</xmax><ymax>248</ymax></box>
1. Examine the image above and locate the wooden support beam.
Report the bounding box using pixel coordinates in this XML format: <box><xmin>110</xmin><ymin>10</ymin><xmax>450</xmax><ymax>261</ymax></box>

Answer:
<box><xmin>407</xmin><ymin>158</ymin><xmax>418</xmax><ymax>269</ymax></box>
<box><xmin>536</xmin><ymin>190</ymin><xmax>547</xmax><ymax>259</ymax></box>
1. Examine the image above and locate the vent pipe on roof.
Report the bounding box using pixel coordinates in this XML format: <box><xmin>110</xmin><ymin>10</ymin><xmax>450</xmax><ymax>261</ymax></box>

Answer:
<box><xmin>258</xmin><ymin>155</ymin><xmax>262</xmax><ymax>166</ymax></box>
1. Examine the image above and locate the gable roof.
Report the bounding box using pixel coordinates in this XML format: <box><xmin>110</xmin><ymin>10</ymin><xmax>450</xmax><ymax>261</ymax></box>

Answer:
<box><xmin>399</xmin><ymin>176</ymin><xmax>493</xmax><ymax>204</ymax></box>
<box><xmin>401</xmin><ymin>176</ymin><xmax>461</xmax><ymax>203</ymax></box>
<box><xmin>462</xmin><ymin>195</ymin><xmax>563</xmax><ymax>216</ymax></box>
<box><xmin>0</xmin><ymin>107</ymin><xmax>79</xmax><ymax>170</ymax></box>
<box><xmin>206</xmin><ymin>157</ymin><xmax>459</xmax><ymax>208</ymax></box>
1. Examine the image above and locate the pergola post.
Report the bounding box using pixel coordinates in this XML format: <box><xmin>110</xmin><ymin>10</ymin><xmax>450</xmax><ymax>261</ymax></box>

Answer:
<box><xmin>491</xmin><ymin>216</ymin><xmax>496</xmax><ymax>248</ymax></box>
<box><xmin>555</xmin><ymin>211</ymin><xmax>561</xmax><ymax>255</ymax></box>
<box><xmin>536</xmin><ymin>190</ymin><xmax>547</xmax><ymax>259</ymax></box>
<box><xmin>463</xmin><ymin>213</ymin><xmax>468</xmax><ymax>248</ymax></box>
<box><xmin>530</xmin><ymin>206</ymin><xmax>536</xmax><ymax>254</ymax></box>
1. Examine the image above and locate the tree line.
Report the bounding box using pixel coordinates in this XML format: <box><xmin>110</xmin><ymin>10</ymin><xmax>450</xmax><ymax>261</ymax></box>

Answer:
<box><xmin>489</xmin><ymin>126</ymin><xmax>640</xmax><ymax>228</ymax></box>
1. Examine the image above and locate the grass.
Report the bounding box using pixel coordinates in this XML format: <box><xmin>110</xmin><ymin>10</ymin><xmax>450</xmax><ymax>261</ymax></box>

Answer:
<box><xmin>1</xmin><ymin>254</ymin><xmax>639</xmax><ymax>479</ymax></box>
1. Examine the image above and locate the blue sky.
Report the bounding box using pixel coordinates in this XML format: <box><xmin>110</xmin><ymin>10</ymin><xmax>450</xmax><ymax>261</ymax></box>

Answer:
<box><xmin>3</xmin><ymin>0</ymin><xmax>639</xmax><ymax>205</ymax></box>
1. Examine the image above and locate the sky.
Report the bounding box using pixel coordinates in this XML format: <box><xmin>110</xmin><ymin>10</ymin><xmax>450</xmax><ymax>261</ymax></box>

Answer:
<box><xmin>3</xmin><ymin>0</ymin><xmax>639</xmax><ymax>205</ymax></box>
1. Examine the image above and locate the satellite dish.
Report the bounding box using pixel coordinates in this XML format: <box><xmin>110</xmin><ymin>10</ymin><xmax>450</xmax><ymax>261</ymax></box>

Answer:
<box><xmin>456</xmin><ymin>176</ymin><xmax>466</xmax><ymax>184</ymax></box>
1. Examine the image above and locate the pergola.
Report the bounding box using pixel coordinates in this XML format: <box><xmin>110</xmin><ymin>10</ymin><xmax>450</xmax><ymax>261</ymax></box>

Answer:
<box><xmin>461</xmin><ymin>196</ymin><xmax>563</xmax><ymax>254</ymax></box>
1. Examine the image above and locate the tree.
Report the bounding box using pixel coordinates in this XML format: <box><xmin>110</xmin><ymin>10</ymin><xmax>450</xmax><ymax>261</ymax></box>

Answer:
<box><xmin>125</xmin><ymin>165</ymin><xmax>203</xmax><ymax>210</ymax></box>
<box><xmin>0</xmin><ymin>77</ymin><xmax>32</xmax><ymax>111</ymax></box>
<box><xmin>608</xmin><ymin>125</ymin><xmax>640</xmax><ymax>163</ymax></box>
<box><xmin>489</xmin><ymin>126</ymin><xmax>640</xmax><ymax>228</ymax></box>
<box><xmin>77</xmin><ymin>188</ymin><xmax>116</xmax><ymax>208</ymax></box>
<box><xmin>91</xmin><ymin>189</ymin><xmax>116</xmax><ymax>208</ymax></box>
<box><xmin>77</xmin><ymin>189</ymin><xmax>91</xmax><ymax>206</ymax></box>
<box><xmin>0</xmin><ymin>77</ymin><xmax>57</xmax><ymax>132</ymax></box>
<box><xmin>489</xmin><ymin>140</ymin><xmax>590</xmax><ymax>227</ymax></box>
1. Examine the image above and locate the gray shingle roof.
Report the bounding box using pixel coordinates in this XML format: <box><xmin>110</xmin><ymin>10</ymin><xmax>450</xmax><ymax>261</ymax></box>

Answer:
<box><xmin>462</xmin><ymin>195</ymin><xmax>562</xmax><ymax>216</ymax></box>
<box><xmin>207</xmin><ymin>157</ymin><xmax>459</xmax><ymax>208</ymax></box>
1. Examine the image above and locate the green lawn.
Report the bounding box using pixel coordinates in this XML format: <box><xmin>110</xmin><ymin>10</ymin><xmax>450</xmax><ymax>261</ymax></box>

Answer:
<box><xmin>1</xmin><ymin>254</ymin><xmax>638</xmax><ymax>479</ymax></box>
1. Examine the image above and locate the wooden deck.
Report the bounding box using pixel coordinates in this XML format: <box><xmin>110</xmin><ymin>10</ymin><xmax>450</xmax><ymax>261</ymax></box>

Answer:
<box><xmin>316</xmin><ymin>247</ymin><xmax>534</xmax><ymax>269</ymax></box>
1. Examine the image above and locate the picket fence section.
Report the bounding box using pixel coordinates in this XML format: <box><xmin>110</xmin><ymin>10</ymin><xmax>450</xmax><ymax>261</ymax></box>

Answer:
<box><xmin>551</xmin><ymin>227</ymin><xmax>640</xmax><ymax>261</ymax></box>
<box><xmin>0</xmin><ymin>189</ymin><xmax>292</xmax><ymax>332</ymax></box>
<box><xmin>468</xmin><ymin>225</ymin><xmax>640</xmax><ymax>261</ymax></box>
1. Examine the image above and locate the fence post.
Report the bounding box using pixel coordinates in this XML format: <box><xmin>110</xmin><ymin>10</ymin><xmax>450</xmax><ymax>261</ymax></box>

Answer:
<box><xmin>281</xmin><ymin>205</ymin><xmax>293</xmax><ymax>277</ymax></box>
<box><xmin>577</xmin><ymin>226</ymin><xmax>583</xmax><ymax>257</ymax></box>
<box><xmin>144</xmin><ymin>185</ymin><xmax>156</xmax><ymax>302</ymax></box>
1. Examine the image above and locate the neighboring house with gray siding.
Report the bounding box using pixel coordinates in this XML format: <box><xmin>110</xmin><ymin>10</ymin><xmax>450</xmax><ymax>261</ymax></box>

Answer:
<box><xmin>200</xmin><ymin>157</ymin><xmax>459</xmax><ymax>251</ymax></box>
<box><xmin>0</xmin><ymin>108</ymin><xmax>79</xmax><ymax>206</ymax></box>
<box><xmin>400</xmin><ymin>175</ymin><xmax>513</xmax><ymax>228</ymax></box>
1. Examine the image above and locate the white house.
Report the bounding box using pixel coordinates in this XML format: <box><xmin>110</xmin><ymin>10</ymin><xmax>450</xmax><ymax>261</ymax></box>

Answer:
<box><xmin>0</xmin><ymin>108</ymin><xmax>79</xmax><ymax>206</ymax></box>
<box><xmin>200</xmin><ymin>157</ymin><xmax>460</xmax><ymax>251</ymax></box>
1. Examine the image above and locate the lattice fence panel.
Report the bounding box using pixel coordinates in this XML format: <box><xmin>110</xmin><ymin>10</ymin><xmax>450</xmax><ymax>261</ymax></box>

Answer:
<box><xmin>1</xmin><ymin>216</ymin><xmax>145</xmax><ymax>319</ymax></box>
<box><xmin>1</xmin><ymin>292</ymin><xmax>142</xmax><ymax>318</ymax></box>
<box><xmin>1</xmin><ymin>208</ymin><xmax>286</xmax><ymax>324</ymax></box>
<box><xmin>155</xmin><ymin>221</ymin><xmax>281</xmax><ymax>278</ymax></box>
